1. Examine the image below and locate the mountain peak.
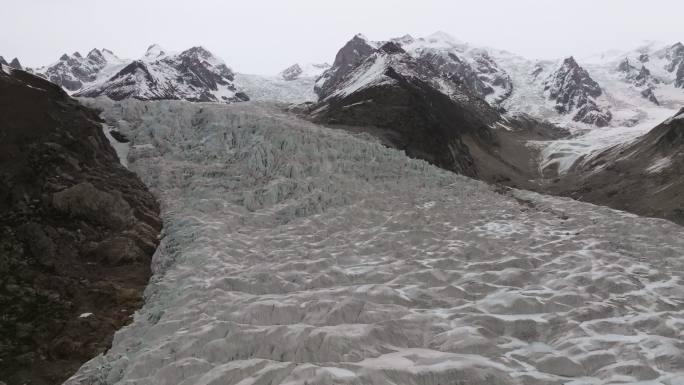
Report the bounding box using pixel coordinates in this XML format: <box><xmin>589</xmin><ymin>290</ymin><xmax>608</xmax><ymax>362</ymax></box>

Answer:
<box><xmin>353</xmin><ymin>33</ymin><xmax>369</xmax><ymax>42</ymax></box>
<box><xmin>181</xmin><ymin>46</ymin><xmax>214</xmax><ymax>60</ymax></box>
<box><xmin>379</xmin><ymin>41</ymin><xmax>405</xmax><ymax>55</ymax></box>
<box><xmin>9</xmin><ymin>58</ymin><xmax>22</xmax><ymax>70</ymax></box>
<box><xmin>144</xmin><ymin>44</ymin><xmax>166</xmax><ymax>60</ymax></box>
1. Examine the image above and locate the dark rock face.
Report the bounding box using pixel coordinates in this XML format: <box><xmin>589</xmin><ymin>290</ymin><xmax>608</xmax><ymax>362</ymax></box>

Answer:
<box><xmin>315</xmin><ymin>34</ymin><xmax>377</xmax><ymax>99</ymax></box>
<box><xmin>0</xmin><ymin>56</ymin><xmax>6</xmax><ymax>66</ymax></box>
<box><xmin>9</xmin><ymin>58</ymin><xmax>22</xmax><ymax>70</ymax></box>
<box><xmin>548</xmin><ymin>108</ymin><xmax>684</xmax><ymax>225</ymax></box>
<box><xmin>544</xmin><ymin>57</ymin><xmax>611</xmax><ymax>126</ymax></box>
<box><xmin>0</xmin><ymin>69</ymin><xmax>161</xmax><ymax>384</ymax></box>
<box><xmin>676</xmin><ymin>62</ymin><xmax>684</xmax><ymax>88</ymax></box>
<box><xmin>76</xmin><ymin>46</ymin><xmax>248</xmax><ymax>103</ymax></box>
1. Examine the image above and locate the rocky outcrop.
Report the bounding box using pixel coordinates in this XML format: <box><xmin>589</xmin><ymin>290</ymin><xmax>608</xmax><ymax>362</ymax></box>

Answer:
<box><xmin>76</xmin><ymin>45</ymin><xmax>249</xmax><ymax>103</ymax></box>
<box><xmin>9</xmin><ymin>58</ymin><xmax>22</xmax><ymax>70</ymax></box>
<box><xmin>0</xmin><ymin>68</ymin><xmax>161</xmax><ymax>384</ymax></box>
<box><xmin>544</xmin><ymin>57</ymin><xmax>611</xmax><ymax>126</ymax></box>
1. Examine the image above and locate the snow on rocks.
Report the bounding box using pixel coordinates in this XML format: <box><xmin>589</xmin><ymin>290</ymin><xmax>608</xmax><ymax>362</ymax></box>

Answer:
<box><xmin>66</xmin><ymin>99</ymin><xmax>684</xmax><ymax>385</ymax></box>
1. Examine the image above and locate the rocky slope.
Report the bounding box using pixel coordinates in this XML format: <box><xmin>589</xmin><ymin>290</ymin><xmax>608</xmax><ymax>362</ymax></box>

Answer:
<box><xmin>547</xmin><ymin>108</ymin><xmax>684</xmax><ymax>225</ymax></box>
<box><xmin>76</xmin><ymin>45</ymin><xmax>249</xmax><ymax>103</ymax></box>
<box><xmin>65</xmin><ymin>99</ymin><xmax>684</xmax><ymax>385</ymax></box>
<box><xmin>310</xmin><ymin>35</ymin><xmax>505</xmax><ymax>177</ymax></box>
<box><xmin>0</xmin><ymin>66</ymin><xmax>161</xmax><ymax>384</ymax></box>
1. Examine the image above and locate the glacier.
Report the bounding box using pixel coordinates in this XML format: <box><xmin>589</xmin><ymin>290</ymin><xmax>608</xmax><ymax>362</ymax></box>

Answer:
<box><xmin>65</xmin><ymin>99</ymin><xmax>684</xmax><ymax>385</ymax></box>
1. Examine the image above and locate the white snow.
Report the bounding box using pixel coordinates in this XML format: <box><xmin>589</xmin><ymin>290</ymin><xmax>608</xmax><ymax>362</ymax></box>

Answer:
<box><xmin>78</xmin><ymin>313</ymin><xmax>93</xmax><ymax>319</ymax></box>
<box><xmin>330</xmin><ymin>53</ymin><xmax>390</xmax><ymax>98</ymax></box>
<box><xmin>235</xmin><ymin>73</ymin><xmax>318</xmax><ymax>104</ymax></box>
<box><xmin>646</xmin><ymin>157</ymin><xmax>673</xmax><ymax>174</ymax></box>
<box><xmin>67</xmin><ymin>98</ymin><xmax>684</xmax><ymax>385</ymax></box>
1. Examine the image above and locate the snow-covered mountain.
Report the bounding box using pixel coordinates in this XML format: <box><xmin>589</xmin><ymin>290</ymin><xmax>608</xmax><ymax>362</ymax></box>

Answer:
<box><xmin>543</xmin><ymin>56</ymin><xmax>612</xmax><ymax>126</ymax></box>
<box><xmin>324</xmin><ymin>33</ymin><xmax>684</xmax><ymax>131</ymax></box>
<box><xmin>310</xmin><ymin>35</ymin><xmax>501</xmax><ymax>177</ymax></box>
<box><xmin>32</xmin><ymin>48</ymin><xmax>126</xmax><ymax>92</ymax></box>
<box><xmin>76</xmin><ymin>45</ymin><xmax>249</xmax><ymax>103</ymax></box>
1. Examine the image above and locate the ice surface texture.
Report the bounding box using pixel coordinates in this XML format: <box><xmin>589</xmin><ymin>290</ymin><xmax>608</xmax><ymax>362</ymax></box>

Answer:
<box><xmin>67</xmin><ymin>99</ymin><xmax>684</xmax><ymax>385</ymax></box>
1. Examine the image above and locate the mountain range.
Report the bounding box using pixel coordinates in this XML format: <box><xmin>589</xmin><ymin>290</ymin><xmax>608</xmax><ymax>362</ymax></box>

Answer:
<box><xmin>2</xmin><ymin>31</ymin><xmax>684</xmax><ymax>385</ymax></box>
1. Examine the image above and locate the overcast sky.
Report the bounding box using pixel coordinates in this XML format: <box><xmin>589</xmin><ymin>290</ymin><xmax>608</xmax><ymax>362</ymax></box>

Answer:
<box><xmin>1</xmin><ymin>0</ymin><xmax>682</xmax><ymax>75</ymax></box>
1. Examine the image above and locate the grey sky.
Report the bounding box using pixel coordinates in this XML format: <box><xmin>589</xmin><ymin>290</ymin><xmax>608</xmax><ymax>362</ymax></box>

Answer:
<box><xmin>1</xmin><ymin>0</ymin><xmax>682</xmax><ymax>75</ymax></box>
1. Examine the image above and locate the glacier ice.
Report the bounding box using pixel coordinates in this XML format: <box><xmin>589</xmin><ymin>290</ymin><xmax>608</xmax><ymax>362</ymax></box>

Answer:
<box><xmin>66</xmin><ymin>98</ymin><xmax>684</xmax><ymax>385</ymax></box>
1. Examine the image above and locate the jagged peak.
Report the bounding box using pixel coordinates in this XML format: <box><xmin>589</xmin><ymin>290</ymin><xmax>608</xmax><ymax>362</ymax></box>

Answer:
<box><xmin>60</xmin><ymin>53</ymin><xmax>69</xmax><ymax>61</ymax></box>
<box><xmin>87</xmin><ymin>48</ymin><xmax>102</xmax><ymax>57</ymax></box>
<box><xmin>9</xmin><ymin>58</ymin><xmax>22</xmax><ymax>70</ymax></box>
<box><xmin>73</xmin><ymin>51</ymin><xmax>82</xmax><ymax>58</ymax></box>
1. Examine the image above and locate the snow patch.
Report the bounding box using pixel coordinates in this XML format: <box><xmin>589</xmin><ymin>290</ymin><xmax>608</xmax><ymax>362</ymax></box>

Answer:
<box><xmin>646</xmin><ymin>157</ymin><xmax>673</xmax><ymax>174</ymax></box>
